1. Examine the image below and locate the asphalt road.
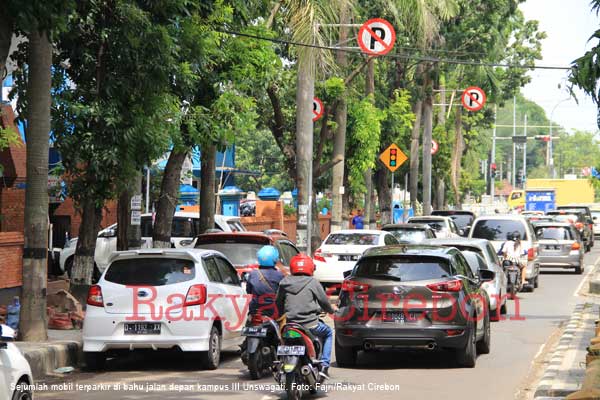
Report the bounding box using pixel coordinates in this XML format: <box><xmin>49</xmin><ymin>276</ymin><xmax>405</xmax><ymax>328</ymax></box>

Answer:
<box><xmin>35</xmin><ymin>247</ymin><xmax>600</xmax><ymax>400</ymax></box>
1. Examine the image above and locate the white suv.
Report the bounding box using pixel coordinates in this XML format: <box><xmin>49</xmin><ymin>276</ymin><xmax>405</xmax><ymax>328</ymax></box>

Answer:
<box><xmin>59</xmin><ymin>212</ymin><xmax>246</xmax><ymax>278</ymax></box>
<box><xmin>468</xmin><ymin>215</ymin><xmax>541</xmax><ymax>290</ymax></box>
<box><xmin>82</xmin><ymin>249</ymin><xmax>247</xmax><ymax>370</ymax></box>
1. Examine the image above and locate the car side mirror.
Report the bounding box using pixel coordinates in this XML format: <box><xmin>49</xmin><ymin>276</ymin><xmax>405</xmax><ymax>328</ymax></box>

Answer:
<box><xmin>99</xmin><ymin>228</ymin><xmax>116</xmax><ymax>238</ymax></box>
<box><xmin>479</xmin><ymin>269</ymin><xmax>495</xmax><ymax>282</ymax></box>
<box><xmin>179</xmin><ymin>239</ymin><xmax>194</xmax><ymax>247</ymax></box>
<box><xmin>458</xmin><ymin>229</ymin><xmax>465</xmax><ymax>236</ymax></box>
<box><xmin>343</xmin><ymin>270</ymin><xmax>352</xmax><ymax>279</ymax></box>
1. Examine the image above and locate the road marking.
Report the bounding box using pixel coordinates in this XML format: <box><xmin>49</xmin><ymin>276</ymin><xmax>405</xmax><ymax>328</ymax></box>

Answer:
<box><xmin>573</xmin><ymin>261</ymin><xmax>598</xmax><ymax>297</ymax></box>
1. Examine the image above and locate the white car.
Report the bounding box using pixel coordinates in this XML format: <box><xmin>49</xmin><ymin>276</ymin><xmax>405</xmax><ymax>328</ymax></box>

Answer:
<box><xmin>83</xmin><ymin>249</ymin><xmax>247</xmax><ymax>370</ymax></box>
<box><xmin>0</xmin><ymin>325</ymin><xmax>33</xmax><ymax>400</ymax></box>
<box><xmin>592</xmin><ymin>209</ymin><xmax>600</xmax><ymax>236</ymax></box>
<box><xmin>469</xmin><ymin>215</ymin><xmax>541</xmax><ymax>290</ymax></box>
<box><xmin>313</xmin><ymin>229</ymin><xmax>399</xmax><ymax>284</ymax></box>
<box><xmin>59</xmin><ymin>212</ymin><xmax>246</xmax><ymax>277</ymax></box>
<box><xmin>407</xmin><ymin>216</ymin><xmax>463</xmax><ymax>238</ymax></box>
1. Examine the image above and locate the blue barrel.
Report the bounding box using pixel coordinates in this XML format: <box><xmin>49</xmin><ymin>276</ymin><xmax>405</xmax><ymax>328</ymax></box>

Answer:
<box><xmin>219</xmin><ymin>186</ymin><xmax>243</xmax><ymax>216</ymax></box>
<box><xmin>291</xmin><ymin>188</ymin><xmax>298</xmax><ymax>208</ymax></box>
<box><xmin>258</xmin><ymin>187</ymin><xmax>281</xmax><ymax>201</ymax></box>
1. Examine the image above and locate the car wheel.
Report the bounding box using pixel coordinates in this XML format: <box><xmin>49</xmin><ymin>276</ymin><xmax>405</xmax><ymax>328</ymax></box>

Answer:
<box><xmin>200</xmin><ymin>326</ymin><xmax>221</xmax><ymax>370</ymax></box>
<box><xmin>575</xmin><ymin>265</ymin><xmax>583</xmax><ymax>274</ymax></box>
<box><xmin>335</xmin><ymin>337</ymin><xmax>357</xmax><ymax>368</ymax></box>
<box><xmin>455</xmin><ymin>320</ymin><xmax>476</xmax><ymax>368</ymax></box>
<box><xmin>84</xmin><ymin>351</ymin><xmax>106</xmax><ymax>371</ymax></box>
<box><xmin>534</xmin><ymin>273</ymin><xmax>539</xmax><ymax>289</ymax></box>
<box><xmin>11</xmin><ymin>380</ymin><xmax>32</xmax><ymax>400</ymax></box>
<box><xmin>476</xmin><ymin>312</ymin><xmax>491</xmax><ymax>354</ymax></box>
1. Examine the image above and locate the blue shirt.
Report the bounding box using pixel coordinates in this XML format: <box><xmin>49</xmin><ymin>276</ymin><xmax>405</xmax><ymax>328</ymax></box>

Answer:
<box><xmin>352</xmin><ymin>215</ymin><xmax>364</xmax><ymax>229</ymax></box>
<box><xmin>246</xmin><ymin>267</ymin><xmax>284</xmax><ymax>315</ymax></box>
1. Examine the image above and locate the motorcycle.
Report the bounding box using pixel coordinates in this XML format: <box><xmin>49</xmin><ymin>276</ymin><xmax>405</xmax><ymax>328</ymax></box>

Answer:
<box><xmin>501</xmin><ymin>257</ymin><xmax>522</xmax><ymax>298</ymax></box>
<box><xmin>273</xmin><ymin>322</ymin><xmax>326</xmax><ymax>400</ymax></box>
<box><xmin>241</xmin><ymin>314</ymin><xmax>281</xmax><ymax>379</ymax></box>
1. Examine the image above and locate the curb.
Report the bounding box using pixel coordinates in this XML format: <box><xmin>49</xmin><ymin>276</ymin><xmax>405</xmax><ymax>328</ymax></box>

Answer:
<box><xmin>534</xmin><ymin>303</ymin><xmax>589</xmax><ymax>398</ymax></box>
<box><xmin>15</xmin><ymin>340</ymin><xmax>82</xmax><ymax>380</ymax></box>
<box><xmin>589</xmin><ymin>272</ymin><xmax>600</xmax><ymax>295</ymax></box>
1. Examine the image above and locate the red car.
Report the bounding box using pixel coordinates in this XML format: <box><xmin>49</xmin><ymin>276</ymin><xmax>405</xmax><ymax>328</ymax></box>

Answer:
<box><xmin>193</xmin><ymin>231</ymin><xmax>299</xmax><ymax>278</ymax></box>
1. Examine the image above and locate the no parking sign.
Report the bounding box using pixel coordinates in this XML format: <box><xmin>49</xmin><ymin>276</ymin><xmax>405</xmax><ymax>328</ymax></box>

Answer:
<box><xmin>357</xmin><ymin>18</ymin><xmax>396</xmax><ymax>56</ymax></box>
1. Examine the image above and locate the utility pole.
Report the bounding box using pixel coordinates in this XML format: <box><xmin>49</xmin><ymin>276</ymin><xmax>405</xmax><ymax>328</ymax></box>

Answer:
<box><xmin>523</xmin><ymin>114</ymin><xmax>527</xmax><ymax>188</ymax></box>
<box><xmin>490</xmin><ymin>105</ymin><xmax>497</xmax><ymax>196</ymax></box>
<box><xmin>512</xmin><ymin>96</ymin><xmax>516</xmax><ymax>187</ymax></box>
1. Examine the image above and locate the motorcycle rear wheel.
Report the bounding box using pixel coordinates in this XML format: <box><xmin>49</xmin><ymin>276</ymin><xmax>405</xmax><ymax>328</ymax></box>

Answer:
<box><xmin>248</xmin><ymin>350</ymin><xmax>264</xmax><ymax>380</ymax></box>
<box><xmin>285</xmin><ymin>372</ymin><xmax>303</xmax><ymax>400</ymax></box>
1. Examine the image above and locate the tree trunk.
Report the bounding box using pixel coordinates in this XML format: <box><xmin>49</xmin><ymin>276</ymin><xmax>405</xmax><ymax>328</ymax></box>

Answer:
<box><xmin>330</xmin><ymin>5</ymin><xmax>348</xmax><ymax>233</ymax></box>
<box><xmin>0</xmin><ymin>3</ymin><xmax>12</xmax><ymax>84</ymax></box>
<box><xmin>199</xmin><ymin>143</ymin><xmax>216</xmax><ymax>234</ymax></box>
<box><xmin>70</xmin><ymin>197</ymin><xmax>103</xmax><ymax>306</ymax></box>
<box><xmin>434</xmin><ymin>177</ymin><xmax>445</xmax><ymax>210</ymax></box>
<box><xmin>117</xmin><ymin>171</ymin><xmax>142</xmax><ymax>250</ymax></box>
<box><xmin>363</xmin><ymin>170</ymin><xmax>372</xmax><ymax>228</ymax></box>
<box><xmin>375</xmin><ymin>166</ymin><xmax>391</xmax><ymax>224</ymax></box>
<box><xmin>153</xmin><ymin>149</ymin><xmax>188</xmax><ymax>248</ymax></box>
<box><xmin>409</xmin><ymin>100</ymin><xmax>422</xmax><ymax>210</ymax></box>
<box><xmin>342</xmin><ymin>171</ymin><xmax>351</xmax><ymax>229</ymax></box>
<box><xmin>19</xmin><ymin>30</ymin><xmax>51</xmax><ymax>341</ymax></box>
<box><xmin>450</xmin><ymin>107</ymin><xmax>464</xmax><ymax>207</ymax></box>
<box><xmin>422</xmin><ymin>76</ymin><xmax>433</xmax><ymax>216</ymax></box>
<box><xmin>295</xmin><ymin>48</ymin><xmax>315</xmax><ymax>252</ymax></box>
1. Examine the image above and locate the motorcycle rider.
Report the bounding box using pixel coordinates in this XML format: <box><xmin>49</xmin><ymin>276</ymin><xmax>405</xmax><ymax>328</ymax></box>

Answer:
<box><xmin>275</xmin><ymin>253</ymin><xmax>337</xmax><ymax>379</ymax></box>
<box><xmin>500</xmin><ymin>231</ymin><xmax>526</xmax><ymax>286</ymax></box>
<box><xmin>246</xmin><ymin>245</ymin><xmax>285</xmax><ymax>317</ymax></box>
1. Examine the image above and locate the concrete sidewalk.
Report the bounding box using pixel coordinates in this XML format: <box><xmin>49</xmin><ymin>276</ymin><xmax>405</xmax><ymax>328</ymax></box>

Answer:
<box><xmin>534</xmin><ymin>303</ymin><xmax>599</xmax><ymax>399</ymax></box>
<box><xmin>15</xmin><ymin>329</ymin><xmax>82</xmax><ymax>380</ymax></box>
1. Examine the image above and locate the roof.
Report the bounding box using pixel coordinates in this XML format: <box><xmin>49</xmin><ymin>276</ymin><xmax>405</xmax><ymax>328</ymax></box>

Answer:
<box><xmin>432</xmin><ymin>210</ymin><xmax>476</xmax><ymax>216</ymax></box>
<box><xmin>108</xmin><ymin>248</ymin><xmax>217</xmax><ymax>264</ymax></box>
<box><xmin>195</xmin><ymin>231</ymin><xmax>285</xmax><ymax>244</ymax></box>
<box><xmin>472</xmin><ymin>215</ymin><xmax>528</xmax><ymax>222</ymax></box>
<box><xmin>362</xmin><ymin>244</ymin><xmax>457</xmax><ymax>259</ymax></box>
<box><xmin>328</xmin><ymin>229</ymin><xmax>388</xmax><ymax>235</ymax></box>
<box><xmin>424</xmin><ymin>237</ymin><xmax>490</xmax><ymax>250</ymax></box>
<box><xmin>408</xmin><ymin>216</ymin><xmax>450</xmax><ymax>222</ymax></box>
<box><xmin>530</xmin><ymin>222</ymin><xmax>573</xmax><ymax>228</ymax></box>
<box><xmin>382</xmin><ymin>223</ymin><xmax>432</xmax><ymax>230</ymax></box>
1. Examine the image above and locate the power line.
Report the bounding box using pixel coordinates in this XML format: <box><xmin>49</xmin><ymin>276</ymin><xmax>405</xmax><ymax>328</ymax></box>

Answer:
<box><xmin>217</xmin><ymin>29</ymin><xmax>572</xmax><ymax>71</ymax></box>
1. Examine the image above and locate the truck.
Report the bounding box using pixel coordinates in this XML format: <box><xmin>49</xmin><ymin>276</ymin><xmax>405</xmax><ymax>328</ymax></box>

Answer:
<box><xmin>507</xmin><ymin>178</ymin><xmax>595</xmax><ymax>210</ymax></box>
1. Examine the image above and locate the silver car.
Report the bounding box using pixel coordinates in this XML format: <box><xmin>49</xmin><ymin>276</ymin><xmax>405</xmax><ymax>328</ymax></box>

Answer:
<box><xmin>534</xmin><ymin>222</ymin><xmax>584</xmax><ymax>274</ymax></box>
<box><xmin>424</xmin><ymin>238</ymin><xmax>508</xmax><ymax>317</ymax></box>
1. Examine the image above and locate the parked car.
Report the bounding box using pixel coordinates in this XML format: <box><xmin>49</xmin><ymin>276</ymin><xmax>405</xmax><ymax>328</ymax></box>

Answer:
<box><xmin>334</xmin><ymin>245</ymin><xmax>493</xmax><ymax>368</ymax></box>
<box><xmin>547</xmin><ymin>210</ymin><xmax>593</xmax><ymax>252</ymax></box>
<box><xmin>0</xmin><ymin>324</ymin><xmax>33</xmax><ymax>400</ymax></box>
<box><xmin>59</xmin><ymin>212</ymin><xmax>246</xmax><ymax>278</ymax></box>
<box><xmin>431</xmin><ymin>210</ymin><xmax>476</xmax><ymax>237</ymax></box>
<box><xmin>468</xmin><ymin>215</ymin><xmax>540</xmax><ymax>290</ymax></box>
<box><xmin>424</xmin><ymin>238</ymin><xmax>507</xmax><ymax>317</ymax></box>
<box><xmin>381</xmin><ymin>223</ymin><xmax>437</xmax><ymax>243</ymax></box>
<box><xmin>533</xmin><ymin>222</ymin><xmax>585</xmax><ymax>274</ymax></box>
<box><xmin>82</xmin><ymin>248</ymin><xmax>246</xmax><ymax>371</ymax></box>
<box><xmin>312</xmin><ymin>230</ymin><xmax>399</xmax><ymax>284</ymax></box>
<box><xmin>407</xmin><ymin>216</ymin><xmax>463</xmax><ymax>238</ymax></box>
<box><xmin>592</xmin><ymin>208</ymin><xmax>600</xmax><ymax>237</ymax></box>
<box><xmin>193</xmin><ymin>231</ymin><xmax>299</xmax><ymax>278</ymax></box>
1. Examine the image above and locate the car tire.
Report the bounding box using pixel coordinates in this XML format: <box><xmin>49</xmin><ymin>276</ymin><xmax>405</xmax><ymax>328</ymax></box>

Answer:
<box><xmin>575</xmin><ymin>265</ymin><xmax>583</xmax><ymax>274</ymax></box>
<box><xmin>11</xmin><ymin>379</ymin><xmax>32</xmax><ymax>400</ymax></box>
<box><xmin>335</xmin><ymin>337</ymin><xmax>357</xmax><ymax>368</ymax></box>
<box><xmin>84</xmin><ymin>352</ymin><xmax>106</xmax><ymax>371</ymax></box>
<box><xmin>455</xmin><ymin>320</ymin><xmax>476</xmax><ymax>368</ymax></box>
<box><xmin>476</xmin><ymin>312</ymin><xmax>491</xmax><ymax>354</ymax></box>
<box><xmin>534</xmin><ymin>274</ymin><xmax>539</xmax><ymax>289</ymax></box>
<box><xmin>200</xmin><ymin>326</ymin><xmax>221</xmax><ymax>370</ymax></box>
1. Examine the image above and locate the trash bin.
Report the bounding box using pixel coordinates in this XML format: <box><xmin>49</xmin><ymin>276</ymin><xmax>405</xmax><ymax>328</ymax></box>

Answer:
<box><xmin>291</xmin><ymin>188</ymin><xmax>298</xmax><ymax>208</ymax></box>
<box><xmin>219</xmin><ymin>186</ymin><xmax>243</xmax><ymax>216</ymax></box>
<box><xmin>258</xmin><ymin>187</ymin><xmax>281</xmax><ymax>201</ymax></box>
<box><xmin>393</xmin><ymin>202</ymin><xmax>402</xmax><ymax>224</ymax></box>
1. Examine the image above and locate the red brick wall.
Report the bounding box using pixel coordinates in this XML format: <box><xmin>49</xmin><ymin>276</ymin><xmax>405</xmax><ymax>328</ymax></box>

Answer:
<box><xmin>241</xmin><ymin>214</ymin><xmax>331</xmax><ymax>243</ymax></box>
<box><xmin>0</xmin><ymin>187</ymin><xmax>25</xmax><ymax>232</ymax></box>
<box><xmin>54</xmin><ymin>198</ymin><xmax>118</xmax><ymax>237</ymax></box>
<box><xmin>0</xmin><ymin>104</ymin><xmax>27</xmax><ymax>181</ymax></box>
<box><xmin>0</xmin><ymin>232</ymin><xmax>24</xmax><ymax>289</ymax></box>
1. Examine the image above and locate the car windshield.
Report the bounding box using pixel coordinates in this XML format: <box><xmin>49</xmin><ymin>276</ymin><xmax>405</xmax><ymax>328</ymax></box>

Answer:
<box><xmin>535</xmin><ymin>226</ymin><xmax>573</xmax><ymax>240</ymax></box>
<box><xmin>105</xmin><ymin>258</ymin><xmax>195</xmax><ymax>286</ymax></box>
<box><xmin>354</xmin><ymin>256</ymin><xmax>451</xmax><ymax>281</ymax></box>
<box><xmin>386</xmin><ymin>229</ymin><xmax>428</xmax><ymax>243</ymax></box>
<box><xmin>471</xmin><ymin>219</ymin><xmax>527</xmax><ymax>241</ymax></box>
<box><xmin>194</xmin><ymin>242</ymin><xmax>265</xmax><ymax>265</ymax></box>
<box><xmin>325</xmin><ymin>233</ymin><xmax>379</xmax><ymax>245</ymax></box>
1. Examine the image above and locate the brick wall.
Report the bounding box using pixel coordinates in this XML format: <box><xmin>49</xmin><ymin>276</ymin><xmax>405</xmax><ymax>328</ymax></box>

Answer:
<box><xmin>0</xmin><ymin>232</ymin><xmax>24</xmax><ymax>289</ymax></box>
<box><xmin>54</xmin><ymin>198</ymin><xmax>118</xmax><ymax>238</ymax></box>
<box><xmin>0</xmin><ymin>187</ymin><xmax>25</xmax><ymax>232</ymax></box>
<box><xmin>241</xmin><ymin>214</ymin><xmax>331</xmax><ymax>243</ymax></box>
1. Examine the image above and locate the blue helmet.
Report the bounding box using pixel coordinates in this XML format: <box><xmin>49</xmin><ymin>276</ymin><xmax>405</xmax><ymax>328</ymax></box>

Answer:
<box><xmin>257</xmin><ymin>245</ymin><xmax>279</xmax><ymax>268</ymax></box>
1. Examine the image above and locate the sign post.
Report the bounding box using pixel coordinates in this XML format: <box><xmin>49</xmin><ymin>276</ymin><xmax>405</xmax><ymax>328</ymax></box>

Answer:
<box><xmin>379</xmin><ymin>144</ymin><xmax>408</xmax><ymax>223</ymax></box>
<box><xmin>357</xmin><ymin>18</ymin><xmax>396</xmax><ymax>56</ymax></box>
<box><xmin>461</xmin><ymin>86</ymin><xmax>486</xmax><ymax>112</ymax></box>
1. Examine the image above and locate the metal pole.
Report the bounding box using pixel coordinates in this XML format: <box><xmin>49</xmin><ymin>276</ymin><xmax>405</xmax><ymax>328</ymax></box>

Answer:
<box><xmin>523</xmin><ymin>114</ymin><xmax>527</xmax><ymax>188</ymax></box>
<box><xmin>490</xmin><ymin>105</ymin><xmax>497</xmax><ymax>197</ymax></box>
<box><xmin>512</xmin><ymin>96</ymin><xmax>516</xmax><ymax>187</ymax></box>
<box><xmin>403</xmin><ymin>172</ymin><xmax>408</xmax><ymax>222</ymax></box>
<box><xmin>145</xmin><ymin>167</ymin><xmax>150</xmax><ymax>213</ymax></box>
<box><xmin>391</xmin><ymin>171</ymin><xmax>395</xmax><ymax>224</ymax></box>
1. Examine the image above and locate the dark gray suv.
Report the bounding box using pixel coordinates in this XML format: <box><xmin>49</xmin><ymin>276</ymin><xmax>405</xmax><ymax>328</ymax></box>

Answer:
<box><xmin>335</xmin><ymin>245</ymin><xmax>494</xmax><ymax>368</ymax></box>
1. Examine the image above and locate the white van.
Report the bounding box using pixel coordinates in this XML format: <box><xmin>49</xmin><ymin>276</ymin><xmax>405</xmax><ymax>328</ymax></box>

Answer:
<box><xmin>59</xmin><ymin>212</ymin><xmax>246</xmax><ymax>278</ymax></box>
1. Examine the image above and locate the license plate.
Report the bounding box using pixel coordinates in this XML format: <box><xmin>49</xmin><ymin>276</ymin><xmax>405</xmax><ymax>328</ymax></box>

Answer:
<box><xmin>277</xmin><ymin>345</ymin><xmax>305</xmax><ymax>356</ymax></box>
<box><xmin>124</xmin><ymin>323</ymin><xmax>161</xmax><ymax>335</ymax></box>
<box><xmin>545</xmin><ymin>245</ymin><xmax>560</xmax><ymax>250</ymax></box>
<box><xmin>381</xmin><ymin>312</ymin><xmax>419</xmax><ymax>323</ymax></box>
<box><xmin>242</xmin><ymin>327</ymin><xmax>268</xmax><ymax>337</ymax></box>
<box><xmin>339</xmin><ymin>255</ymin><xmax>358</xmax><ymax>261</ymax></box>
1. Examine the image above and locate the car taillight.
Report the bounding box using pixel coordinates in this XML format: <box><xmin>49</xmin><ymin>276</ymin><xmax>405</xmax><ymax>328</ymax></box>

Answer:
<box><xmin>427</xmin><ymin>280</ymin><xmax>462</xmax><ymax>292</ymax></box>
<box><xmin>575</xmin><ymin>222</ymin><xmax>584</xmax><ymax>230</ymax></box>
<box><xmin>87</xmin><ymin>285</ymin><xmax>104</xmax><ymax>307</ymax></box>
<box><xmin>313</xmin><ymin>248</ymin><xmax>326</xmax><ymax>262</ymax></box>
<box><xmin>340</xmin><ymin>280</ymin><xmax>370</xmax><ymax>293</ymax></box>
<box><xmin>527</xmin><ymin>247</ymin><xmax>536</xmax><ymax>261</ymax></box>
<box><xmin>572</xmin><ymin>242</ymin><xmax>581</xmax><ymax>250</ymax></box>
<box><xmin>184</xmin><ymin>284</ymin><xmax>207</xmax><ymax>306</ymax></box>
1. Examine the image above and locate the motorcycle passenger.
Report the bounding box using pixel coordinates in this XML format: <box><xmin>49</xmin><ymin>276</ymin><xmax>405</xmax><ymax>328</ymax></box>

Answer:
<box><xmin>275</xmin><ymin>254</ymin><xmax>337</xmax><ymax>379</ymax></box>
<box><xmin>500</xmin><ymin>231</ymin><xmax>526</xmax><ymax>286</ymax></box>
<box><xmin>246</xmin><ymin>245</ymin><xmax>285</xmax><ymax>317</ymax></box>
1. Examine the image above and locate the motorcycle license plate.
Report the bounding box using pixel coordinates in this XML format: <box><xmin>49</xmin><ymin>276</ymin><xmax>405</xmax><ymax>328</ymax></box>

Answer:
<box><xmin>242</xmin><ymin>327</ymin><xmax>268</xmax><ymax>337</ymax></box>
<box><xmin>277</xmin><ymin>345</ymin><xmax>305</xmax><ymax>356</ymax></box>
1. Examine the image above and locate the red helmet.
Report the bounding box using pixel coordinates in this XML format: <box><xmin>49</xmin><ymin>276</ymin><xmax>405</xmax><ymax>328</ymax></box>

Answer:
<box><xmin>290</xmin><ymin>254</ymin><xmax>315</xmax><ymax>276</ymax></box>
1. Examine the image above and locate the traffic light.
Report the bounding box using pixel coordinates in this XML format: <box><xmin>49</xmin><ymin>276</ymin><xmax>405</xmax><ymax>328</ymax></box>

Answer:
<box><xmin>535</xmin><ymin>135</ymin><xmax>550</xmax><ymax>142</ymax></box>
<box><xmin>390</xmin><ymin>148</ymin><xmax>397</xmax><ymax>167</ymax></box>
<box><xmin>491</xmin><ymin>163</ymin><xmax>497</xmax><ymax>178</ymax></box>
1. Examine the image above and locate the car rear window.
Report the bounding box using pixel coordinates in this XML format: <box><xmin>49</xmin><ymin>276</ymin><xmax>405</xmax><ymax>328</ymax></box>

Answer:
<box><xmin>471</xmin><ymin>219</ymin><xmax>527</xmax><ymax>241</ymax></box>
<box><xmin>552</xmin><ymin>214</ymin><xmax>579</xmax><ymax>224</ymax></box>
<box><xmin>325</xmin><ymin>233</ymin><xmax>379</xmax><ymax>245</ymax></box>
<box><xmin>354</xmin><ymin>256</ymin><xmax>452</xmax><ymax>281</ymax></box>
<box><xmin>194</xmin><ymin>242</ymin><xmax>265</xmax><ymax>266</ymax></box>
<box><xmin>105</xmin><ymin>258</ymin><xmax>195</xmax><ymax>286</ymax></box>
<box><xmin>386</xmin><ymin>229</ymin><xmax>428</xmax><ymax>243</ymax></box>
<box><xmin>432</xmin><ymin>212</ymin><xmax>473</xmax><ymax>229</ymax></box>
<box><xmin>535</xmin><ymin>226</ymin><xmax>573</xmax><ymax>240</ymax></box>
<box><xmin>409</xmin><ymin>219</ymin><xmax>446</xmax><ymax>231</ymax></box>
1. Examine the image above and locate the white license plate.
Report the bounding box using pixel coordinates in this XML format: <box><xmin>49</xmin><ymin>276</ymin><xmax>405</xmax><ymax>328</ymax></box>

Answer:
<box><xmin>242</xmin><ymin>327</ymin><xmax>268</xmax><ymax>337</ymax></box>
<box><xmin>277</xmin><ymin>345</ymin><xmax>305</xmax><ymax>356</ymax></box>
<box><xmin>124</xmin><ymin>322</ymin><xmax>161</xmax><ymax>335</ymax></box>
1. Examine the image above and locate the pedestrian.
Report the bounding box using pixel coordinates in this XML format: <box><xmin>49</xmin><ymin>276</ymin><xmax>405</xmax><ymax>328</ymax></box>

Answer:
<box><xmin>352</xmin><ymin>209</ymin><xmax>364</xmax><ymax>229</ymax></box>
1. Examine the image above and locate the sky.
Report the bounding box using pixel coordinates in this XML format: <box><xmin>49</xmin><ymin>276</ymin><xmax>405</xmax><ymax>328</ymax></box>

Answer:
<box><xmin>520</xmin><ymin>0</ymin><xmax>600</xmax><ymax>133</ymax></box>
